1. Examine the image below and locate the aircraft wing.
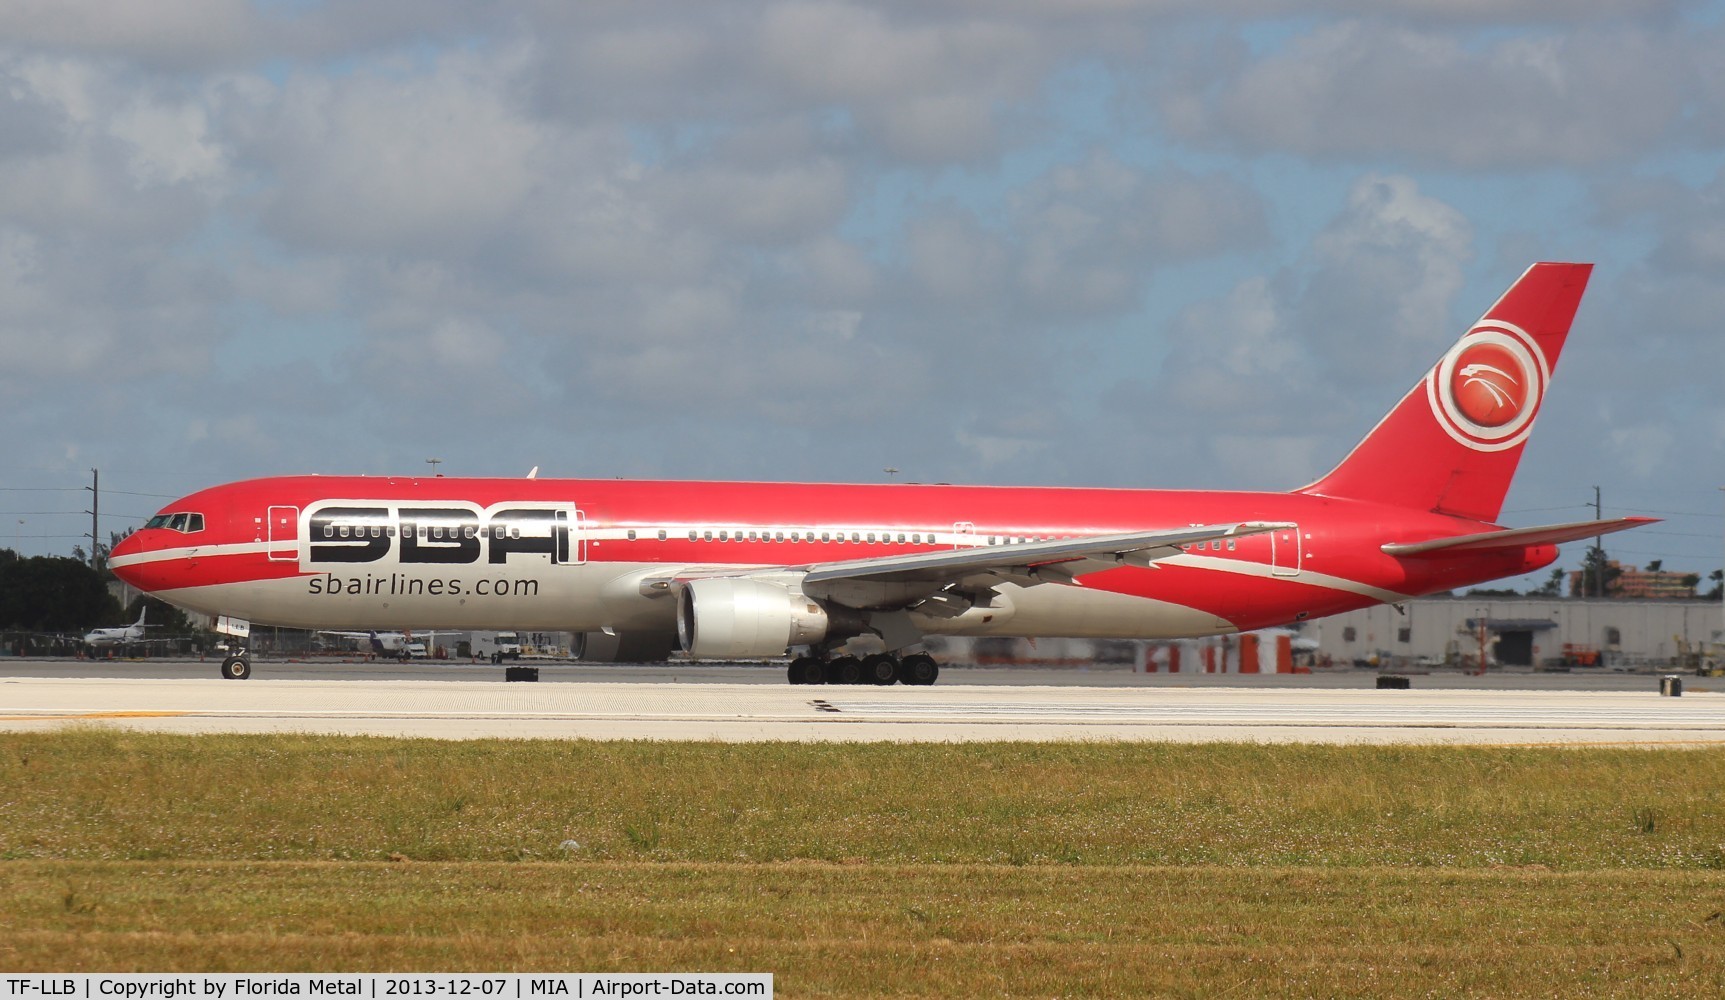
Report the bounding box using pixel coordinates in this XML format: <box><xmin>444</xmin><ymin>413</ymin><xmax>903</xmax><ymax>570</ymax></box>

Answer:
<box><xmin>802</xmin><ymin>522</ymin><xmax>1283</xmax><ymax>587</ymax></box>
<box><xmin>639</xmin><ymin>522</ymin><xmax>1284</xmax><ymax>602</ymax></box>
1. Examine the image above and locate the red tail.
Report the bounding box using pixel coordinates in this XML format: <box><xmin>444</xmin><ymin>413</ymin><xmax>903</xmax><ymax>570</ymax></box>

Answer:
<box><xmin>1300</xmin><ymin>262</ymin><xmax>1593</xmax><ymax>523</ymax></box>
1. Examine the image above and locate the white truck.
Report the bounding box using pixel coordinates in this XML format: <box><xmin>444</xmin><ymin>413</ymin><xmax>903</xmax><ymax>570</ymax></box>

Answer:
<box><xmin>472</xmin><ymin>631</ymin><xmax>523</xmax><ymax>664</ymax></box>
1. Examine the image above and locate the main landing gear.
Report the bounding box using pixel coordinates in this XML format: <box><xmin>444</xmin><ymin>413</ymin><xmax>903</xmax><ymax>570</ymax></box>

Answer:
<box><xmin>787</xmin><ymin>651</ymin><xmax>939</xmax><ymax>686</ymax></box>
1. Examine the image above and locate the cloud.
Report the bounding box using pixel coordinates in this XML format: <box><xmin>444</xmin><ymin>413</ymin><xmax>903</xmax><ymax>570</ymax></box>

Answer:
<box><xmin>756</xmin><ymin>2</ymin><xmax>1048</xmax><ymax>162</ymax></box>
<box><xmin>654</xmin><ymin>158</ymin><xmax>851</xmax><ymax>245</ymax></box>
<box><xmin>1297</xmin><ymin>174</ymin><xmax>1472</xmax><ymax>379</ymax></box>
<box><xmin>1010</xmin><ymin>153</ymin><xmax>1269</xmax><ymax>315</ymax></box>
<box><xmin>237</xmin><ymin>49</ymin><xmax>547</xmax><ymax>256</ymax></box>
<box><xmin>0</xmin><ymin>0</ymin><xmax>259</xmax><ymax>71</ymax></box>
<box><xmin>1096</xmin><ymin>174</ymin><xmax>1474</xmax><ymax>489</ymax></box>
<box><xmin>1160</xmin><ymin>19</ymin><xmax>1710</xmax><ymax>167</ymax></box>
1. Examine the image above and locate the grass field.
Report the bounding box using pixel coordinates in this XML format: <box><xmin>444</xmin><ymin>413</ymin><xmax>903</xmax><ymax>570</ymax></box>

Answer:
<box><xmin>3</xmin><ymin>731</ymin><xmax>1725</xmax><ymax>996</ymax></box>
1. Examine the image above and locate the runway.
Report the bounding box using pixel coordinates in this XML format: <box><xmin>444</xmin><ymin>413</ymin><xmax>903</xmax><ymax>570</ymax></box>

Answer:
<box><xmin>1</xmin><ymin>661</ymin><xmax>1720</xmax><ymax>744</ymax></box>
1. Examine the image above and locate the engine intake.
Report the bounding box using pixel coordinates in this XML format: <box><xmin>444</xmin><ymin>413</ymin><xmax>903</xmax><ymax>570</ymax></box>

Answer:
<box><xmin>677</xmin><ymin>578</ymin><xmax>830</xmax><ymax>658</ymax></box>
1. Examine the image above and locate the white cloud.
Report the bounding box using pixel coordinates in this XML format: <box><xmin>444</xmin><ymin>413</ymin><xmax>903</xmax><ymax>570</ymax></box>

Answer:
<box><xmin>757</xmin><ymin>2</ymin><xmax>1046</xmax><ymax>160</ymax></box>
<box><xmin>656</xmin><ymin>158</ymin><xmax>850</xmax><ymax>244</ymax></box>
<box><xmin>240</xmin><ymin>49</ymin><xmax>546</xmax><ymax>254</ymax></box>
<box><xmin>0</xmin><ymin>0</ymin><xmax>257</xmax><ymax>70</ymax></box>
<box><xmin>1010</xmin><ymin>153</ymin><xmax>1268</xmax><ymax>314</ymax></box>
<box><xmin>1299</xmin><ymin>174</ymin><xmax>1472</xmax><ymax>379</ymax></box>
<box><xmin>108</xmin><ymin>98</ymin><xmax>226</xmax><ymax>186</ymax></box>
<box><xmin>1162</xmin><ymin>19</ymin><xmax>1707</xmax><ymax>167</ymax></box>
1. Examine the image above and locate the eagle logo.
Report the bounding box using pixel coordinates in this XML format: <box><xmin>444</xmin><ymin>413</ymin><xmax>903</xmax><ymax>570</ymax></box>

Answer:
<box><xmin>1427</xmin><ymin>322</ymin><xmax>1548</xmax><ymax>452</ymax></box>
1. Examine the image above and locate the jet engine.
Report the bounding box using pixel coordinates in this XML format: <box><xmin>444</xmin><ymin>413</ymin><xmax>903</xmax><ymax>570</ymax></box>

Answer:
<box><xmin>677</xmin><ymin>578</ymin><xmax>832</xmax><ymax>658</ymax></box>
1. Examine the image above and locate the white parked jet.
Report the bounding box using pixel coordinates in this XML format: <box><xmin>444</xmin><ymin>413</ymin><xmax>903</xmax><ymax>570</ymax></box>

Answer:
<box><xmin>317</xmin><ymin>629</ymin><xmax>433</xmax><ymax>660</ymax></box>
<box><xmin>83</xmin><ymin>608</ymin><xmax>153</xmax><ymax>647</ymax></box>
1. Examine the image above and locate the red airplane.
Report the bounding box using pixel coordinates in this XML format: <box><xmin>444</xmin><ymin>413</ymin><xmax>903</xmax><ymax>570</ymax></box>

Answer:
<box><xmin>111</xmin><ymin>262</ymin><xmax>1652</xmax><ymax>682</ymax></box>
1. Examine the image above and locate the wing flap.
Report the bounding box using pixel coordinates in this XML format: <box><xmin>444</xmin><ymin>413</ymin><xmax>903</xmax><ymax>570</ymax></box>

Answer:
<box><xmin>1381</xmin><ymin>516</ymin><xmax>1657</xmax><ymax>557</ymax></box>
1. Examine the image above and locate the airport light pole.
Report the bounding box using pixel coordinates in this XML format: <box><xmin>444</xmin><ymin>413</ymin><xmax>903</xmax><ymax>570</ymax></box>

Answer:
<box><xmin>84</xmin><ymin>468</ymin><xmax>98</xmax><ymax>568</ymax></box>
<box><xmin>1590</xmin><ymin>485</ymin><xmax>1604</xmax><ymax>599</ymax></box>
<box><xmin>426</xmin><ymin>457</ymin><xmax>443</xmax><ymax>478</ymax></box>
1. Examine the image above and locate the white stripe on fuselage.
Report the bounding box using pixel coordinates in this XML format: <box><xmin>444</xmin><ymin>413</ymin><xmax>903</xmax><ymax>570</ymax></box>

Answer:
<box><xmin>108</xmin><ymin>540</ymin><xmax>271</xmax><ymax>570</ymax></box>
<box><xmin>120</xmin><ymin>529</ymin><xmax>1412</xmax><ymax>633</ymax></box>
<box><xmin>1160</xmin><ymin>553</ymin><xmax>1412</xmax><ymax>604</ymax></box>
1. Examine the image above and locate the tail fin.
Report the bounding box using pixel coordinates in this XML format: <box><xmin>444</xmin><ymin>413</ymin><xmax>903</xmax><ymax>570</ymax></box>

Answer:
<box><xmin>1300</xmin><ymin>262</ymin><xmax>1592</xmax><ymax>522</ymax></box>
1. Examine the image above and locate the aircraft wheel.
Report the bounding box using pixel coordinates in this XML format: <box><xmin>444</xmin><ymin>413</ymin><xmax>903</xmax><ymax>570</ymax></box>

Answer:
<box><xmin>830</xmin><ymin>655</ymin><xmax>864</xmax><ymax>685</ymax></box>
<box><xmin>220</xmin><ymin>656</ymin><xmax>252</xmax><ymax>681</ymax></box>
<box><xmin>863</xmin><ymin>653</ymin><xmax>899</xmax><ymax>685</ymax></box>
<box><xmin>790</xmin><ymin>655</ymin><xmax>827</xmax><ymax>684</ymax></box>
<box><xmin>900</xmin><ymin>653</ymin><xmax>938</xmax><ymax>686</ymax></box>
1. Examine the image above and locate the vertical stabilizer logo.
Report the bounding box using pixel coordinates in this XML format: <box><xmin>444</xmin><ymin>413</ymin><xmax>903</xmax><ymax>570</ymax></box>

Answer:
<box><xmin>1426</xmin><ymin>321</ymin><xmax>1549</xmax><ymax>452</ymax></box>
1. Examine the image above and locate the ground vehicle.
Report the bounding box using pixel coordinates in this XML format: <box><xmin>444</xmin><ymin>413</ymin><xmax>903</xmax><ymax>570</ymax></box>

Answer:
<box><xmin>473</xmin><ymin>631</ymin><xmax>523</xmax><ymax>664</ymax></box>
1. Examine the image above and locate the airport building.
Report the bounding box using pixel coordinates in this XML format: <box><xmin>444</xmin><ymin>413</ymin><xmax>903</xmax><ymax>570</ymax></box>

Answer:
<box><xmin>1298</xmin><ymin>596</ymin><xmax>1722</xmax><ymax>669</ymax></box>
<box><xmin>927</xmin><ymin>597</ymin><xmax>1724</xmax><ymax>673</ymax></box>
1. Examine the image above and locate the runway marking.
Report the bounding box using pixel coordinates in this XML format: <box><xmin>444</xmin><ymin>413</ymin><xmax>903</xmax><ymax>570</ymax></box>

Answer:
<box><xmin>819</xmin><ymin>700</ymin><xmax>1725</xmax><ymax>729</ymax></box>
<box><xmin>0</xmin><ymin>711</ymin><xmax>192</xmax><ymax>721</ymax></box>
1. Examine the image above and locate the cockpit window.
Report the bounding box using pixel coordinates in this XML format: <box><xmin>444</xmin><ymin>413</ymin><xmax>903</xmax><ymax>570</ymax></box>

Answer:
<box><xmin>148</xmin><ymin>511</ymin><xmax>205</xmax><ymax>534</ymax></box>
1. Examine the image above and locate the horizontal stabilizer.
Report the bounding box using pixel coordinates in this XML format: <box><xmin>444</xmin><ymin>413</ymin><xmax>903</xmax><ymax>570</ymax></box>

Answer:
<box><xmin>1381</xmin><ymin>516</ymin><xmax>1658</xmax><ymax>557</ymax></box>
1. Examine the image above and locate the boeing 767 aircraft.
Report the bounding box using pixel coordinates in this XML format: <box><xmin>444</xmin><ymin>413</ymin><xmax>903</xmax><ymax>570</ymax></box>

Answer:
<box><xmin>111</xmin><ymin>263</ymin><xmax>1651</xmax><ymax>682</ymax></box>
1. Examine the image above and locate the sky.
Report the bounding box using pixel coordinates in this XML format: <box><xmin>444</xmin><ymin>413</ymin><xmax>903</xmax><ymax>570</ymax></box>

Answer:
<box><xmin>1</xmin><ymin>0</ymin><xmax>1722</xmax><ymax>591</ymax></box>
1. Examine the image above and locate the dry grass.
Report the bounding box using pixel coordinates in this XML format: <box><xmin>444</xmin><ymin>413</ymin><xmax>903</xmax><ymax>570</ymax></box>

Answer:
<box><xmin>3</xmin><ymin>732</ymin><xmax>1725</xmax><ymax>995</ymax></box>
<box><xmin>5</xmin><ymin>862</ymin><xmax>1724</xmax><ymax>996</ymax></box>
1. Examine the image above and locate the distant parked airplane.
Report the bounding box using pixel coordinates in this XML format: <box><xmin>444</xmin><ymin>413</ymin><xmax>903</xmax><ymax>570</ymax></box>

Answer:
<box><xmin>111</xmin><ymin>263</ymin><xmax>1654</xmax><ymax>682</ymax></box>
<box><xmin>317</xmin><ymin>629</ymin><xmax>430</xmax><ymax>660</ymax></box>
<box><xmin>83</xmin><ymin>608</ymin><xmax>153</xmax><ymax>647</ymax></box>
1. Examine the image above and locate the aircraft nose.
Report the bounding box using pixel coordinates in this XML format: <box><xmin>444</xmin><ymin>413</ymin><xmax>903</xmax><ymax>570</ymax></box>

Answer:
<box><xmin>108</xmin><ymin>532</ymin><xmax>147</xmax><ymax>587</ymax></box>
<box><xmin>111</xmin><ymin>532</ymin><xmax>143</xmax><ymax>560</ymax></box>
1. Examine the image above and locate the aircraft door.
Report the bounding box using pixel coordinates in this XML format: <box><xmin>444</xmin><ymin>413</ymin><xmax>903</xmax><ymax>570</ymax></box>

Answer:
<box><xmin>1270</xmin><ymin>524</ymin><xmax>1302</xmax><ymax>577</ymax></box>
<box><xmin>554</xmin><ymin>508</ymin><xmax>588</xmax><ymax>566</ymax></box>
<box><xmin>953</xmin><ymin>521</ymin><xmax>977</xmax><ymax>549</ymax></box>
<box><xmin>266</xmin><ymin>506</ymin><xmax>299</xmax><ymax>562</ymax></box>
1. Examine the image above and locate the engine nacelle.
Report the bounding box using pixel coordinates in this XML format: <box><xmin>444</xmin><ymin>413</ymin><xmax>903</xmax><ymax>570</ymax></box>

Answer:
<box><xmin>677</xmin><ymin>578</ymin><xmax>830</xmax><ymax>658</ymax></box>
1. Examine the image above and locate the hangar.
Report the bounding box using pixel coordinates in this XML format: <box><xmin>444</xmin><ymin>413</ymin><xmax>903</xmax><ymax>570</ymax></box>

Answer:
<box><xmin>1309</xmin><ymin>596</ymin><xmax>1722</xmax><ymax>670</ymax></box>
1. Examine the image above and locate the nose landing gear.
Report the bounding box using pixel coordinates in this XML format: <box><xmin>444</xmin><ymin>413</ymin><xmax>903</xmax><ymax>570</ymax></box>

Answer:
<box><xmin>787</xmin><ymin>651</ymin><xmax>939</xmax><ymax>686</ymax></box>
<box><xmin>219</xmin><ymin>649</ymin><xmax>252</xmax><ymax>680</ymax></box>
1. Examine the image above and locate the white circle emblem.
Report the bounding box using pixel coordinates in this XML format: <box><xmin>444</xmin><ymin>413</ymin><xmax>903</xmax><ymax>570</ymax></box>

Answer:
<box><xmin>1425</xmin><ymin>321</ymin><xmax>1550</xmax><ymax>453</ymax></box>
